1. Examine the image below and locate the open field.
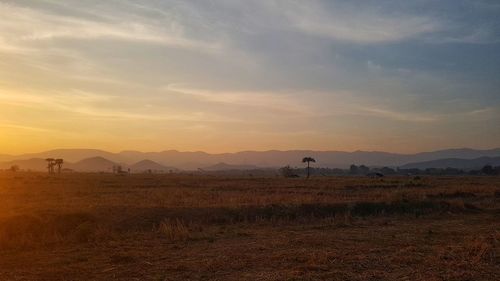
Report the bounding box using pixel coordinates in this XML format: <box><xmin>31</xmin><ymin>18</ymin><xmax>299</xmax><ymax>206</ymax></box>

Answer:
<box><xmin>0</xmin><ymin>173</ymin><xmax>499</xmax><ymax>280</ymax></box>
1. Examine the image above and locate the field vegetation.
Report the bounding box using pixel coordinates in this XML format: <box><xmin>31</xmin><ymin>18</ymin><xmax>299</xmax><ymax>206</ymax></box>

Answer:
<box><xmin>0</xmin><ymin>172</ymin><xmax>498</xmax><ymax>280</ymax></box>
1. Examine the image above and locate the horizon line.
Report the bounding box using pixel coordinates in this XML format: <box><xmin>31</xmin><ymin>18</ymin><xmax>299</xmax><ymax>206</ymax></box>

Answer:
<box><xmin>2</xmin><ymin>146</ymin><xmax>499</xmax><ymax>157</ymax></box>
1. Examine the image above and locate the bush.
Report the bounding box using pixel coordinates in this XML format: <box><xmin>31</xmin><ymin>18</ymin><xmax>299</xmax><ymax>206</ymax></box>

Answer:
<box><xmin>158</xmin><ymin>218</ymin><xmax>190</xmax><ymax>241</ymax></box>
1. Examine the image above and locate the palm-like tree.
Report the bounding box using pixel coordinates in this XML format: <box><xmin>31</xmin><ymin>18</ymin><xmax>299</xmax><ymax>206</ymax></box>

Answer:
<box><xmin>302</xmin><ymin>157</ymin><xmax>316</xmax><ymax>179</ymax></box>
<box><xmin>45</xmin><ymin>158</ymin><xmax>55</xmax><ymax>174</ymax></box>
<box><xmin>55</xmin><ymin>159</ymin><xmax>64</xmax><ymax>174</ymax></box>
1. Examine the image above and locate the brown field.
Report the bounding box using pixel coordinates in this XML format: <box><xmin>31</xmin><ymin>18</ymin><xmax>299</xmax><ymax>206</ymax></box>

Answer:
<box><xmin>0</xmin><ymin>173</ymin><xmax>499</xmax><ymax>281</ymax></box>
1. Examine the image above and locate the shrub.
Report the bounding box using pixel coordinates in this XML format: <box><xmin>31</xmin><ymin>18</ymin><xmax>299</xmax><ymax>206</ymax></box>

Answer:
<box><xmin>158</xmin><ymin>218</ymin><xmax>190</xmax><ymax>241</ymax></box>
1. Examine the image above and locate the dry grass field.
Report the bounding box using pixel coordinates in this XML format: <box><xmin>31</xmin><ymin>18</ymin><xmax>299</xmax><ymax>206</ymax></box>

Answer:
<box><xmin>0</xmin><ymin>172</ymin><xmax>499</xmax><ymax>280</ymax></box>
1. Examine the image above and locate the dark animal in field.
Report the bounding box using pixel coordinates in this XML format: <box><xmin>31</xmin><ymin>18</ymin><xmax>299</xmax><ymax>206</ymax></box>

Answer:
<box><xmin>367</xmin><ymin>172</ymin><xmax>384</xmax><ymax>178</ymax></box>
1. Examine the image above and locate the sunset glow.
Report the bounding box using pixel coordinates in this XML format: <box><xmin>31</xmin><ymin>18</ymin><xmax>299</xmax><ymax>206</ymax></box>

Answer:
<box><xmin>1</xmin><ymin>1</ymin><xmax>499</xmax><ymax>154</ymax></box>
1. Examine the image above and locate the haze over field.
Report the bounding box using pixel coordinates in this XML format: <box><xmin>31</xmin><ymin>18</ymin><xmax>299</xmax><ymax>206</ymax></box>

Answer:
<box><xmin>1</xmin><ymin>147</ymin><xmax>500</xmax><ymax>171</ymax></box>
<box><xmin>1</xmin><ymin>0</ymin><xmax>499</xmax><ymax>154</ymax></box>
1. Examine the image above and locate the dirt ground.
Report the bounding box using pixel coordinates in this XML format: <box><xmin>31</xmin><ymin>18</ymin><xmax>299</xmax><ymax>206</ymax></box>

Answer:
<box><xmin>0</xmin><ymin>173</ymin><xmax>498</xmax><ymax>280</ymax></box>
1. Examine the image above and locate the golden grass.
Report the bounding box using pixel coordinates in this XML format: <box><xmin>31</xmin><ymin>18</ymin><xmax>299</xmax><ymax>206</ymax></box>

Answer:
<box><xmin>157</xmin><ymin>218</ymin><xmax>190</xmax><ymax>241</ymax></box>
<box><xmin>0</xmin><ymin>172</ymin><xmax>498</xmax><ymax>280</ymax></box>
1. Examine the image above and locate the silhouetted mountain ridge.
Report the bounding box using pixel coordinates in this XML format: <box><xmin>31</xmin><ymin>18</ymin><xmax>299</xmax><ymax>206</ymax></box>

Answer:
<box><xmin>129</xmin><ymin>160</ymin><xmax>177</xmax><ymax>172</ymax></box>
<box><xmin>0</xmin><ymin>154</ymin><xmax>14</xmax><ymax>162</ymax></box>
<box><xmin>400</xmin><ymin>156</ymin><xmax>500</xmax><ymax>170</ymax></box>
<box><xmin>204</xmin><ymin>162</ymin><xmax>260</xmax><ymax>171</ymax></box>
<box><xmin>2</xmin><ymin>148</ymin><xmax>500</xmax><ymax>170</ymax></box>
<box><xmin>0</xmin><ymin>158</ymin><xmax>48</xmax><ymax>171</ymax></box>
<box><xmin>68</xmin><ymin>157</ymin><xmax>117</xmax><ymax>172</ymax></box>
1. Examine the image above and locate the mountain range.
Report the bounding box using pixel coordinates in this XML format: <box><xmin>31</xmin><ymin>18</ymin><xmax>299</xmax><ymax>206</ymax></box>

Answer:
<box><xmin>400</xmin><ymin>156</ymin><xmax>500</xmax><ymax>170</ymax></box>
<box><xmin>0</xmin><ymin>157</ymin><xmax>176</xmax><ymax>173</ymax></box>
<box><xmin>203</xmin><ymin>162</ymin><xmax>260</xmax><ymax>171</ymax></box>
<box><xmin>1</xmin><ymin>148</ymin><xmax>499</xmax><ymax>171</ymax></box>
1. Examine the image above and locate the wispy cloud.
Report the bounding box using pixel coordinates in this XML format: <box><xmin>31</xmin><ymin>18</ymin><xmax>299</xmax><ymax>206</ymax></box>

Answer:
<box><xmin>279</xmin><ymin>1</ymin><xmax>441</xmax><ymax>44</ymax></box>
<box><xmin>0</xmin><ymin>123</ymin><xmax>54</xmax><ymax>132</ymax></box>
<box><xmin>0</xmin><ymin>0</ymin><xmax>498</xmax><ymax>153</ymax></box>
<box><xmin>356</xmin><ymin>106</ymin><xmax>438</xmax><ymax>122</ymax></box>
<box><xmin>432</xmin><ymin>28</ymin><xmax>500</xmax><ymax>44</ymax></box>
<box><xmin>0</xmin><ymin>2</ymin><xmax>220</xmax><ymax>52</ymax></box>
<box><xmin>165</xmin><ymin>84</ymin><xmax>311</xmax><ymax>115</ymax></box>
<box><xmin>0</xmin><ymin>88</ymin><xmax>233</xmax><ymax>123</ymax></box>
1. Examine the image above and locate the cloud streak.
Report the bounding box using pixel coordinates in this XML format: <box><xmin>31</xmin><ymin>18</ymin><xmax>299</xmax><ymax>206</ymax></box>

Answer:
<box><xmin>281</xmin><ymin>1</ymin><xmax>441</xmax><ymax>44</ymax></box>
<box><xmin>0</xmin><ymin>0</ymin><xmax>498</xmax><ymax>153</ymax></box>
<box><xmin>165</xmin><ymin>84</ymin><xmax>312</xmax><ymax>116</ymax></box>
<box><xmin>0</xmin><ymin>2</ymin><xmax>220</xmax><ymax>52</ymax></box>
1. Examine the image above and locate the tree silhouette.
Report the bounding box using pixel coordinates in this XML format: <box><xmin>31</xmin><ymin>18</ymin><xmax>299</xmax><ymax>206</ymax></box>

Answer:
<box><xmin>45</xmin><ymin>158</ymin><xmax>55</xmax><ymax>174</ymax></box>
<box><xmin>358</xmin><ymin>165</ymin><xmax>370</xmax><ymax>175</ymax></box>
<box><xmin>9</xmin><ymin>165</ymin><xmax>20</xmax><ymax>172</ymax></box>
<box><xmin>349</xmin><ymin>164</ymin><xmax>358</xmax><ymax>175</ymax></box>
<box><xmin>55</xmin><ymin>159</ymin><xmax>64</xmax><ymax>174</ymax></box>
<box><xmin>302</xmin><ymin>157</ymin><xmax>316</xmax><ymax>179</ymax></box>
<box><xmin>279</xmin><ymin>165</ymin><xmax>296</xmax><ymax>178</ymax></box>
<box><xmin>481</xmin><ymin>165</ymin><xmax>494</xmax><ymax>175</ymax></box>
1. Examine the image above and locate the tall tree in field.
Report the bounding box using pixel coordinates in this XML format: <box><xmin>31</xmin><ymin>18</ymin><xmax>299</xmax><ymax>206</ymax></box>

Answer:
<box><xmin>302</xmin><ymin>157</ymin><xmax>316</xmax><ymax>179</ymax></box>
<box><xmin>45</xmin><ymin>158</ymin><xmax>55</xmax><ymax>174</ymax></box>
<box><xmin>55</xmin><ymin>159</ymin><xmax>64</xmax><ymax>174</ymax></box>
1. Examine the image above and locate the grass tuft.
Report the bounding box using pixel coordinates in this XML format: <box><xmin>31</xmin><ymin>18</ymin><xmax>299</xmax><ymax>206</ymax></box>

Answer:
<box><xmin>158</xmin><ymin>218</ymin><xmax>190</xmax><ymax>241</ymax></box>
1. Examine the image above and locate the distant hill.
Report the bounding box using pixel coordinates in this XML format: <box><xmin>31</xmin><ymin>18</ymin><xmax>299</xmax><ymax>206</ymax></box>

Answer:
<box><xmin>400</xmin><ymin>156</ymin><xmax>500</xmax><ymax>170</ymax></box>
<box><xmin>0</xmin><ymin>158</ymin><xmax>47</xmax><ymax>171</ymax></box>
<box><xmin>0</xmin><ymin>156</ymin><xmax>177</xmax><ymax>173</ymax></box>
<box><xmin>2</xmin><ymin>147</ymin><xmax>500</xmax><ymax>170</ymax></box>
<box><xmin>14</xmin><ymin>149</ymin><xmax>118</xmax><ymax>163</ymax></box>
<box><xmin>204</xmin><ymin>162</ymin><xmax>260</xmax><ymax>171</ymax></box>
<box><xmin>0</xmin><ymin>154</ymin><xmax>14</xmax><ymax>162</ymax></box>
<box><xmin>68</xmin><ymin>157</ymin><xmax>117</xmax><ymax>172</ymax></box>
<box><xmin>129</xmin><ymin>160</ymin><xmax>176</xmax><ymax>173</ymax></box>
<box><xmin>403</xmin><ymin>148</ymin><xmax>500</xmax><ymax>164</ymax></box>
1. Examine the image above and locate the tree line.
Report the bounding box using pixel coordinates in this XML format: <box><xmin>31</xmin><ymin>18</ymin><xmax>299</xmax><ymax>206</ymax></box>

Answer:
<box><xmin>280</xmin><ymin>164</ymin><xmax>500</xmax><ymax>177</ymax></box>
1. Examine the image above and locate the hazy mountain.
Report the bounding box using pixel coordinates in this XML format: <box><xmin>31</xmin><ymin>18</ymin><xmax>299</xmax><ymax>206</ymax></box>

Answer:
<box><xmin>117</xmin><ymin>150</ymin><xmax>214</xmax><ymax>169</ymax></box>
<box><xmin>68</xmin><ymin>157</ymin><xmax>117</xmax><ymax>172</ymax></box>
<box><xmin>129</xmin><ymin>160</ymin><xmax>176</xmax><ymax>173</ymax></box>
<box><xmin>0</xmin><ymin>154</ymin><xmax>14</xmax><ymax>162</ymax></box>
<box><xmin>0</xmin><ymin>158</ymin><xmax>48</xmax><ymax>171</ymax></box>
<box><xmin>108</xmin><ymin>148</ymin><xmax>500</xmax><ymax>169</ymax></box>
<box><xmin>3</xmin><ymin>148</ymin><xmax>500</xmax><ymax>170</ymax></box>
<box><xmin>401</xmin><ymin>156</ymin><xmax>500</xmax><ymax>170</ymax></box>
<box><xmin>13</xmin><ymin>149</ymin><xmax>118</xmax><ymax>163</ymax></box>
<box><xmin>406</xmin><ymin>148</ymin><xmax>500</xmax><ymax>164</ymax></box>
<box><xmin>204</xmin><ymin>162</ymin><xmax>260</xmax><ymax>171</ymax></box>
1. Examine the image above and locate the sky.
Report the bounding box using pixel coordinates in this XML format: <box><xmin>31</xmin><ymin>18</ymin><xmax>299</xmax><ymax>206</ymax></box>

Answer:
<box><xmin>0</xmin><ymin>0</ymin><xmax>499</xmax><ymax>154</ymax></box>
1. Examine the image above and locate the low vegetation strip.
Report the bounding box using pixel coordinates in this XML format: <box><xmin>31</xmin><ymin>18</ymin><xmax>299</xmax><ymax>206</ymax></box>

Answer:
<box><xmin>0</xmin><ymin>199</ymin><xmax>484</xmax><ymax>249</ymax></box>
<box><xmin>118</xmin><ymin>199</ymin><xmax>480</xmax><ymax>227</ymax></box>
